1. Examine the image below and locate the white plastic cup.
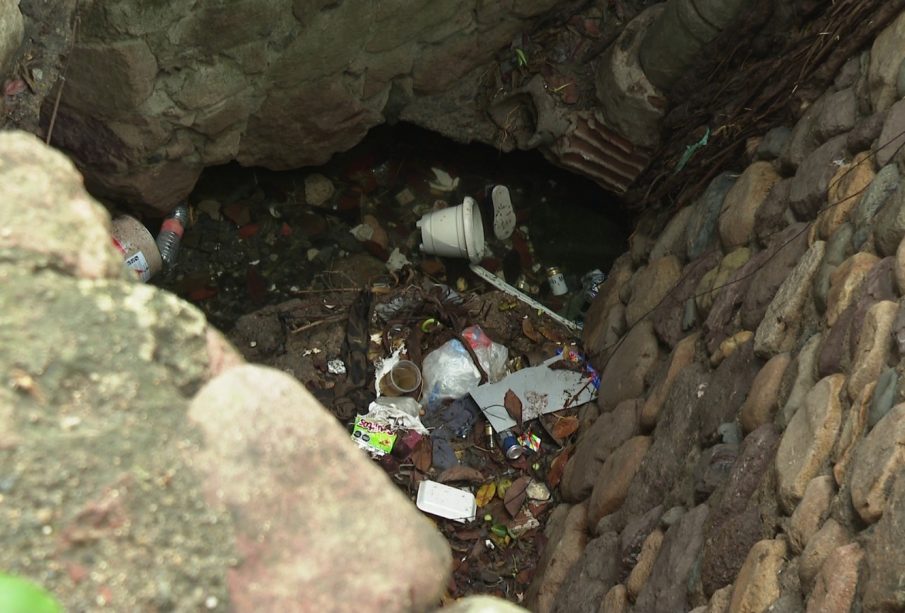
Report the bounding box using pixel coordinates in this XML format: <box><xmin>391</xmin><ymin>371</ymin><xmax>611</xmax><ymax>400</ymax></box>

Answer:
<box><xmin>379</xmin><ymin>360</ymin><xmax>422</xmax><ymax>397</ymax></box>
<box><xmin>416</xmin><ymin>196</ymin><xmax>484</xmax><ymax>262</ymax></box>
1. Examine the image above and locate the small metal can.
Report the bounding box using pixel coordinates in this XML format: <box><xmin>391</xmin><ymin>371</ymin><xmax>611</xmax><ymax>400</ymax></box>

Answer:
<box><xmin>581</xmin><ymin>269</ymin><xmax>606</xmax><ymax>302</ymax></box>
<box><xmin>545</xmin><ymin>266</ymin><xmax>568</xmax><ymax>296</ymax></box>
<box><xmin>499</xmin><ymin>430</ymin><xmax>525</xmax><ymax>459</ymax></box>
<box><xmin>485</xmin><ymin>423</ymin><xmax>495</xmax><ymax>449</ymax></box>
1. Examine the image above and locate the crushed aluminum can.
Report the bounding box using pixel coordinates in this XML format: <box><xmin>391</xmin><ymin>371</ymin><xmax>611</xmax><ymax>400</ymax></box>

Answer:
<box><xmin>581</xmin><ymin>269</ymin><xmax>607</xmax><ymax>302</ymax></box>
<box><xmin>499</xmin><ymin>430</ymin><xmax>525</xmax><ymax>459</ymax></box>
<box><xmin>327</xmin><ymin>359</ymin><xmax>347</xmax><ymax>375</ymax></box>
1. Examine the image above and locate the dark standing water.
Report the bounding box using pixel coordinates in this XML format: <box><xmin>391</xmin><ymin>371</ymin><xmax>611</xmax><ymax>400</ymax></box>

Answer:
<box><xmin>156</xmin><ymin>123</ymin><xmax>632</xmax><ymax>329</ymax></box>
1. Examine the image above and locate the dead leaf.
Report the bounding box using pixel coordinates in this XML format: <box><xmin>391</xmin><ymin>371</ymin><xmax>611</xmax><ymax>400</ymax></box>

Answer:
<box><xmin>538</xmin><ymin>324</ymin><xmax>567</xmax><ymax>343</ymax></box>
<box><xmin>411</xmin><ymin>437</ymin><xmax>432</xmax><ymax>473</ymax></box>
<box><xmin>437</xmin><ymin>465</ymin><xmax>485</xmax><ymax>484</ymax></box>
<box><xmin>516</xmin><ymin>567</ymin><xmax>535</xmax><ymax>585</ymax></box>
<box><xmin>552</xmin><ymin>415</ymin><xmax>580</xmax><ymax>440</ymax></box>
<box><xmin>476</xmin><ymin>482</ymin><xmax>496</xmax><ymax>507</ymax></box>
<box><xmin>547</xmin><ymin>447</ymin><xmax>572</xmax><ymax>488</ymax></box>
<box><xmin>504</xmin><ymin>476</ymin><xmax>530</xmax><ymax>517</ymax></box>
<box><xmin>454</xmin><ymin>528</ymin><xmax>482</xmax><ymax>541</ymax></box>
<box><xmin>3</xmin><ymin>79</ymin><xmax>26</xmax><ymax>97</ymax></box>
<box><xmin>497</xmin><ymin>477</ymin><xmax>512</xmax><ymax>499</ymax></box>
<box><xmin>504</xmin><ymin>389</ymin><xmax>523</xmax><ymax>428</ymax></box>
<box><xmin>522</xmin><ymin>318</ymin><xmax>541</xmax><ymax>343</ymax></box>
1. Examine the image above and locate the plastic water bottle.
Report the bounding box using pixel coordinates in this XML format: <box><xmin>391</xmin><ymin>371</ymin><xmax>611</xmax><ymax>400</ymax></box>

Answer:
<box><xmin>156</xmin><ymin>204</ymin><xmax>188</xmax><ymax>269</ymax></box>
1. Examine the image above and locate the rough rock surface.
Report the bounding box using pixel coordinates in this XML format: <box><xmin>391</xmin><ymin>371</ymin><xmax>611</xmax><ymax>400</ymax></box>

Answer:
<box><xmin>816</xmin><ymin>151</ymin><xmax>875</xmax><ymax>239</ymax></box>
<box><xmin>780</xmin><ymin>333</ymin><xmax>822</xmax><ymax>427</ymax></box>
<box><xmin>608</xmin><ymin>364</ymin><xmax>709</xmax><ymax>533</ymax></box>
<box><xmin>596</xmin><ymin>320</ymin><xmax>661</xmax><ymax>410</ymax></box>
<box><xmin>625</xmin><ymin>255</ymin><xmax>683</xmax><ymax>327</ymax></box>
<box><xmin>728</xmin><ymin>539</ymin><xmax>787</xmax><ymax>613</ymax></box>
<box><xmin>874</xmin><ymin>176</ymin><xmax>905</xmax><ymax>256</ymax></box>
<box><xmin>700</xmin><ymin>425</ymin><xmax>780</xmax><ymax>596</ymax></box>
<box><xmin>806</xmin><ymin>543</ymin><xmax>865</xmax><ymax>613</ymax></box>
<box><xmin>754</xmin><ymin>240</ymin><xmax>826</xmax><ymax>357</ymax></box>
<box><xmin>754</xmin><ymin>178</ymin><xmax>793</xmax><ymax>243</ymax></box>
<box><xmin>601</xmin><ymin>584</ymin><xmax>629</xmax><ymax>613</ymax></box>
<box><xmin>583</xmin><ymin>255</ymin><xmax>634</xmax><ymax>363</ymax></box>
<box><xmin>551</xmin><ymin>531</ymin><xmax>620</xmax><ymax>613</ymax></box>
<box><xmin>788</xmin><ymin>475</ymin><xmax>835</xmax><ymax>554</ymax></box>
<box><xmin>869</xmin><ymin>10</ymin><xmax>905</xmax><ymax>112</ymax></box>
<box><xmin>561</xmin><ymin>399</ymin><xmax>641</xmax><ymax>502</ymax></box>
<box><xmin>741</xmin><ymin>222</ymin><xmax>810</xmax><ymax>331</ymax></box>
<box><xmin>775</xmin><ymin>374</ymin><xmax>845</xmax><ymax>511</ymax></box>
<box><xmin>695</xmin><ymin>248</ymin><xmax>751</xmax><ymax>316</ymax></box>
<box><xmin>875</xmin><ymin>97</ymin><xmax>905</xmax><ymax>170</ymax></box>
<box><xmin>527</xmin><ymin>503</ymin><xmax>589</xmax><ymax>613</ymax></box>
<box><xmin>632</xmin><ymin>504</ymin><xmax>709</xmax><ymax>613</ymax></box>
<box><xmin>0</xmin><ymin>132</ymin><xmax>235</xmax><ymax>610</ymax></box>
<box><xmin>588</xmin><ymin>436</ymin><xmax>652</xmax><ymax>525</ymax></box>
<box><xmin>52</xmin><ymin>0</ymin><xmax>563</xmax><ymax>210</ymax></box>
<box><xmin>703</xmin><ymin>247</ymin><xmax>771</xmax><ymax>354</ymax></box>
<box><xmin>0</xmin><ymin>0</ymin><xmax>23</xmax><ymax>73</ymax></box>
<box><xmin>847</xmin><ymin>300</ymin><xmax>898</xmax><ymax>401</ymax></box>
<box><xmin>799</xmin><ymin>519</ymin><xmax>850</xmax><ymax>590</ymax></box>
<box><xmin>650</xmin><ymin>206</ymin><xmax>693</xmax><ymax>261</ymax></box>
<box><xmin>617</xmin><ymin>504</ymin><xmax>663</xmax><ymax>580</ymax></box>
<box><xmin>852</xmin><ymin>163</ymin><xmax>900</xmax><ymax>249</ymax></box>
<box><xmin>697</xmin><ymin>339</ymin><xmax>760</xmax><ymax>445</ymax></box>
<box><xmin>189</xmin><ymin>366</ymin><xmax>451</xmax><ymax>611</ymax></box>
<box><xmin>862</xmin><ymin>472</ymin><xmax>905</xmax><ymax>610</ymax></box>
<box><xmin>686</xmin><ymin>173</ymin><xmax>737</xmax><ymax>260</ymax></box>
<box><xmin>850</xmin><ymin>403</ymin><xmax>905</xmax><ymax>524</ymax></box>
<box><xmin>788</xmin><ymin>135</ymin><xmax>848</xmax><ymax>220</ymax></box>
<box><xmin>0</xmin><ymin>131</ymin><xmax>454</xmax><ymax>611</ymax></box>
<box><xmin>537</xmin><ymin>11</ymin><xmax>905</xmax><ymax>611</ymax></box>
<box><xmin>653</xmin><ymin>250</ymin><xmax>721</xmax><ymax>347</ymax></box>
<box><xmin>739</xmin><ymin>353</ymin><xmax>791</xmax><ymax>433</ymax></box>
<box><xmin>16</xmin><ymin>4</ymin><xmax>905</xmax><ymax>610</ymax></box>
<box><xmin>625</xmin><ymin>528</ymin><xmax>664</xmax><ymax>599</ymax></box>
<box><xmin>640</xmin><ymin>333</ymin><xmax>699</xmax><ymax>429</ymax></box>
<box><xmin>718</xmin><ymin>161</ymin><xmax>780</xmax><ymax>250</ymax></box>
<box><xmin>826</xmin><ymin>252</ymin><xmax>880</xmax><ymax>327</ymax></box>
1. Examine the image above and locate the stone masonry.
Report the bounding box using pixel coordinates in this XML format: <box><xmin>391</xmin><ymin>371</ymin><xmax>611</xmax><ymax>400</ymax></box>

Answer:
<box><xmin>534</xmin><ymin>8</ymin><xmax>905</xmax><ymax>611</ymax></box>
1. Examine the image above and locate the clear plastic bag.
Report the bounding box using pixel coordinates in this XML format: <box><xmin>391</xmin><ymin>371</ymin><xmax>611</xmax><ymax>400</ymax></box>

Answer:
<box><xmin>421</xmin><ymin>325</ymin><xmax>508</xmax><ymax>410</ymax></box>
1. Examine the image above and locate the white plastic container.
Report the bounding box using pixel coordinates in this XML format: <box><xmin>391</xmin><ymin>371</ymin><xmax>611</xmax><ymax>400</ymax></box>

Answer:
<box><xmin>416</xmin><ymin>480</ymin><xmax>476</xmax><ymax>523</ymax></box>
<box><xmin>111</xmin><ymin>215</ymin><xmax>162</xmax><ymax>282</ymax></box>
<box><xmin>416</xmin><ymin>196</ymin><xmax>484</xmax><ymax>263</ymax></box>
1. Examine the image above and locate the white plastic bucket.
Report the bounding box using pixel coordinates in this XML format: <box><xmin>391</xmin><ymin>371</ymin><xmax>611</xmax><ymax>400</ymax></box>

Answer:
<box><xmin>416</xmin><ymin>196</ymin><xmax>484</xmax><ymax>262</ymax></box>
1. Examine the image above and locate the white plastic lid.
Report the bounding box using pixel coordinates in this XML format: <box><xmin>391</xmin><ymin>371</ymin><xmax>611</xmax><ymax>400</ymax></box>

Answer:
<box><xmin>416</xmin><ymin>480</ymin><xmax>476</xmax><ymax>523</ymax></box>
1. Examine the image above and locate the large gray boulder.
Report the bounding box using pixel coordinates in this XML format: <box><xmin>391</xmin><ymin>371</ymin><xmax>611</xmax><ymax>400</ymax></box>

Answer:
<box><xmin>0</xmin><ymin>131</ymin><xmax>451</xmax><ymax>612</ymax></box>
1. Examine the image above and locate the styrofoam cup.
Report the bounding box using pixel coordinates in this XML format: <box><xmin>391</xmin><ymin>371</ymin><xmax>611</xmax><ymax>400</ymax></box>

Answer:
<box><xmin>416</xmin><ymin>196</ymin><xmax>484</xmax><ymax>262</ymax></box>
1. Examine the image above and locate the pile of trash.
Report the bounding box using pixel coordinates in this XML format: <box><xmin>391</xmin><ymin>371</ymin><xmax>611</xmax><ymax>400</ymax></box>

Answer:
<box><xmin>112</xmin><ymin>142</ymin><xmax>618</xmax><ymax>600</ymax></box>
<box><xmin>345</xmin><ymin>177</ymin><xmax>602</xmax><ymax>597</ymax></box>
<box><xmin>335</xmin><ymin>270</ymin><xmax>600</xmax><ymax>601</ymax></box>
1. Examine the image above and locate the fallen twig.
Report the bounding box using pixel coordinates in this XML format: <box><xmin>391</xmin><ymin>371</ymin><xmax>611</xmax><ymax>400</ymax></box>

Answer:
<box><xmin>289</xmin><ymin>314</ymin><xmax>346</xmax><ymax>334</ymax></box>
<box><xmin>46</xmin><ymin>0</ymin><xmax>80</xmax><ymax>145</ymax></box>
